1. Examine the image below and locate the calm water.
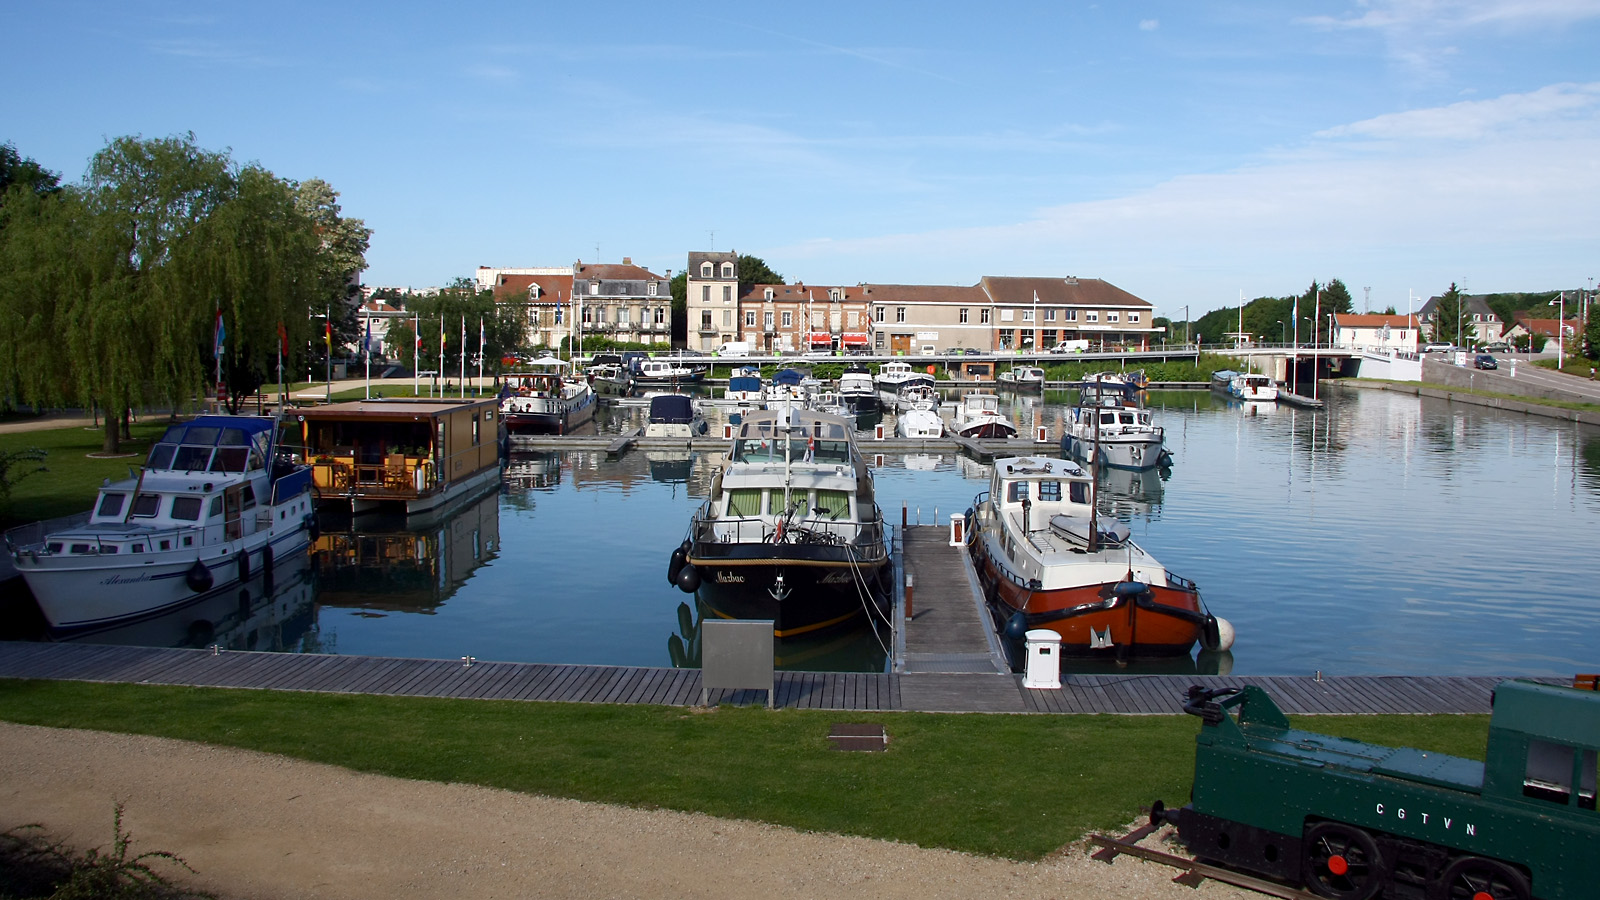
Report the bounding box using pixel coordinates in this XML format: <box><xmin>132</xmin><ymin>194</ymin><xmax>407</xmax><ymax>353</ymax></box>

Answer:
<box><xmin>9</xmin><ymin>384</ymin><xmax>1599</xmax><ymax>676</ymax></box>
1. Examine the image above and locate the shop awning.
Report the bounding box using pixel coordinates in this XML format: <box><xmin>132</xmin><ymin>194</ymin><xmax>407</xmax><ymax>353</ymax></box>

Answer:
<box><xmin>807</xmin><ymin>332</ymin><xmax>832</xmax><ymax>345</ymax></box>
<box><xmin>841</xmin><ymin>333</ymin><xmax>869</xmax><ymax>346</ymax></box>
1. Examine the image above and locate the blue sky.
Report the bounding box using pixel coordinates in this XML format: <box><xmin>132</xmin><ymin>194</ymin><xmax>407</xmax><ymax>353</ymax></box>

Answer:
<box><xmin>5</xmin><ymin>0</ymin><xmax>1598</xmax><ymax>318</ymax></box>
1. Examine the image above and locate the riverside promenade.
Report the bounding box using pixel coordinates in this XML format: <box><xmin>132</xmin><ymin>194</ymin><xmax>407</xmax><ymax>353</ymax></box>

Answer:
<box><xmin>0</xmin><ymin>640</ymin><xmax>1523</xmax><ymax>715</ymax></box>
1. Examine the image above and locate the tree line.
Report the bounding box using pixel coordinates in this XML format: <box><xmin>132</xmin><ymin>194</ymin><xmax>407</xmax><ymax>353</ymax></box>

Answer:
<box><xmin>0</xmin><ymin>136</ymin><xmax>370</xmax><ymax>453</ymax></box>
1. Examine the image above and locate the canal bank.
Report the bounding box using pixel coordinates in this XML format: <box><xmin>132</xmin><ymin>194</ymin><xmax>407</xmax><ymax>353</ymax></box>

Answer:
<box><xmin>1343</xmin><ymin>373</ymin><xmax>1600</xmax><ymax>426</ymax></box>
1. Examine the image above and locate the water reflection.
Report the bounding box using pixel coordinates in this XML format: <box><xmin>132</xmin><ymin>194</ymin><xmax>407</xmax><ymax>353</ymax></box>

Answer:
<box><xmin>666</xmin><ymin>599</ymin><xmax>891</xmax><ymax>673</ymax></box>
<box><xmin>313</xmin><ymin>487</ymin><xmax>500</xmax><ymax>614</ymax></box>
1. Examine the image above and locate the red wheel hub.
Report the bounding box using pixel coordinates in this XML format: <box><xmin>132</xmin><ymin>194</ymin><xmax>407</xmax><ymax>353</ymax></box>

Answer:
<box><xmin>1472</xmin><ymin>893</ymin><xmax>1492</xmax><ymax>900</ymax></box>
<box><xmin>1327</xmin><ymin>854</ymin><xmax>1349</xmax><ymax>876</ymax></box>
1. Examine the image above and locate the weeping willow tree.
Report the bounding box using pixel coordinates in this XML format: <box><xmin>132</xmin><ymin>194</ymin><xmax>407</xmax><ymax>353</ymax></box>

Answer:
<box><xmin>0</xmin><ymin>134</ymin><xmax>366</xmax><ymax>452</ymax></box>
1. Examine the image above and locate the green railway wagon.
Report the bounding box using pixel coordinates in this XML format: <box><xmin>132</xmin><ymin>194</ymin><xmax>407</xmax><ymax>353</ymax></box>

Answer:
<box><xmin>1155</xmin><ymin>681</ymin><xmax>1598</xmax><ymax>900</ymax></box>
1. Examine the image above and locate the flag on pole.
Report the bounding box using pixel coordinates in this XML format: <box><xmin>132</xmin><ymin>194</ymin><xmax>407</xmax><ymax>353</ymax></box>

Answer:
<box><xmin>213</xmin><ymin>311</ymin><xmax>226</xmax><ymax>357</ymax></box>
<box><xmin>324</xmin><ymin>321</ymin><xmax>332</xmax><ymax>352</ymax></box>
<box><xmin>362</xmin><ymin>317</ymin><xmax>372</xmax><ymax>359</ymax></box>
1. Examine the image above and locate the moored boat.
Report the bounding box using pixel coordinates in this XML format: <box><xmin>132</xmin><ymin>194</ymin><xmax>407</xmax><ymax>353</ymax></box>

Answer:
<box><xmin>500</xmin><ymin>360</ymin><xmax>595</xmax><ymax>435</ymax></box>
<box><xmin>1062</xmin><ymin>378</ymin><xmax>1169</xmax><ymax>470</ymax></box>
<box><xmin>633</xmin><ymin>358</ymin><xmax>708</xmax><ymax>387</ymax></box>
<box><xmin>874</xmin><ymin>360</ymin><xmax>935</xmax><ymax>395</ymax></box>
<box><xmin>968</xmin><ymin>456</ymin><xmax>1230</xmax><ymax>658</ymax></box>
<box><xmin>996</xmin><ymin>366</ymin><xmax>1046</xmax><ymax>389</ymax></box>
<box><xmin>838</xmin><ymin>365</ymin><xmax>880</xmax><ymax>415</ymax></box>
<box><xmin>946</xmin><ymin>392</ymin><xmax>1017</xmax><ymax>438</ymax></box>
<box><xmin>292</xmin><ymin>398</ymin><xmax>502</xmax><ymax>517</ymax></box>
<box><xmin>644</xmin><ymin>393</ymin><xmax>708</xmax><ymax>437</ymax></box>
<box><xmin>668</xmin><ymin>407</ymin><xmax>892</xmax><ymax>637</ymax></box>
<box><xmin>6</xmin><ymin>415</ymin><xmax>317</xmax><ymax>632</ymax></box>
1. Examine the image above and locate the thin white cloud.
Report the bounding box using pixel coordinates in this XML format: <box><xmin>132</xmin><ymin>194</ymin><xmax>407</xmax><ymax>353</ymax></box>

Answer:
<box><xmin>1303</xmin><ymin>0</ymin><xmax>1600</xmax><ymax>31</ymax></box>
<box><xmin>1139</xmin><ymin>19</ymin><xmax>1160</xmax><ymax>31</ymax></box>
<box><xmin>464</xmin><ymin>63</ymin><xmax>519</xmax><ymax>84</ymax></box>
<box><xmin>762</xmin><ymin>83</ymin><xmax>1600</xmax><ymax>305</ymax></box>
<box><xmin>145</xmin><ymin>39</ymin><xmax>295</xmax><ymax>68</ymax></box>
<box><xmin>1317</xmin><ymin>82</ymin><xmax>1600</xmax><ymax>139</ymax></box>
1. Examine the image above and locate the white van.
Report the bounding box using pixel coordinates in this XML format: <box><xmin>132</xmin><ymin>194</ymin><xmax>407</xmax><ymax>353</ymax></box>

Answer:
<box><xmin>716</xmin><ymin>341</ymin><xmax>751</xmax><ymax>357</ymax></box>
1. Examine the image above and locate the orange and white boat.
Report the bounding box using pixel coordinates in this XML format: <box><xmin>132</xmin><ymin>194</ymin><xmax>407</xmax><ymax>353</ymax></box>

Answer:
<box><xmin>967</xmin><ymin>456</ymin><xmax>1231</xmax><ymax>657</ymax></box>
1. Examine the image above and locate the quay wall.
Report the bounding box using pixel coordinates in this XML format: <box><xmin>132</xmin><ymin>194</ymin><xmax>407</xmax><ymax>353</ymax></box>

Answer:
<box><xmin>1341</xmin><ymin>378</ymin><xmax>1600</xmax><ymax>427</ymax></box>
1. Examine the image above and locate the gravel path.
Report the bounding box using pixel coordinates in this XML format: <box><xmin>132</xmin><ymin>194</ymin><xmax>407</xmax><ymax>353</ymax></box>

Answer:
<box><xmin>0</xmin><ymin>723</ymin><xmax>1260</xmax><ymax>900</ymax></box>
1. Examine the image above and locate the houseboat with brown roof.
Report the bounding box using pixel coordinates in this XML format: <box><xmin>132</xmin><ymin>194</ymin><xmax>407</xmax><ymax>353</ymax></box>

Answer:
<box><xmin>290</xmin><ymin>398</ymin><xmax>502</xmax><ymax>516</ymax></box>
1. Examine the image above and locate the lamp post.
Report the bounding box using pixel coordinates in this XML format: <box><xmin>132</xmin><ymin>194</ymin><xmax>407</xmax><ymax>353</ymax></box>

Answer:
<box><xmin>1551</xmin><ymin>292</ymin><xmax>1566</xmax><ymax>364</ymax></box>
<box><xmin>1278</xmin><ymin>320</ymin><xmax>1287</xmax><ymax>344</ymax></box>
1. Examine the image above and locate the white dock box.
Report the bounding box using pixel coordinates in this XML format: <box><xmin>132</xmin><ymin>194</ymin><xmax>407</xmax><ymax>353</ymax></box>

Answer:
<box><xmin>1022</xmin><ymin>628</ymin><xmax>1061</xmax><ymax>689</ymax></box>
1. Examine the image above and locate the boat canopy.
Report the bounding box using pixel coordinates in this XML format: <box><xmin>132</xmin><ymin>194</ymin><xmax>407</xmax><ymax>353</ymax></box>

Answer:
<box><xmin>728</xmin><ymin>376</ymin><xmax>762</xmax><ymax>393</ymax></box>
<box><xmin>771</xmin><ymin>368</ymin><xmax>806</xmax><ymax>386</ymax></box>
<box><xmin>648</xmin><ymin>394</ymin><xmax>697</xmax><ymax>424</ymax></box>
<box><xmin>146</xmin><ymin>416</ymin><xmax>272</xmax><ymax>474</ymax></box>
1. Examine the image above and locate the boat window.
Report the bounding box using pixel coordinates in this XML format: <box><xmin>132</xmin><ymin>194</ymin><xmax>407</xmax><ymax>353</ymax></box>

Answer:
<box><xmin>146</xmin><ymin>444</ymin><xmax>176</xmax><ymax>470</ymax></box>
<box><xmin>171</xmin><ymin>496</ymin><xmax>203</xmax><ymax>521</ymax></box>
<box><xmin>185</xmin><ymin>427</ymin><xmax>221</xmax><ymax>446</ymax></box>
<box><xmin>1524</xmin><ymin>739</ymin><xmax>1575</xmax><ymax>805</ymax></box>
<box><xmin>210</xmin><ymin>447</ymin><xmax>248</xmax><ymax>472</ymax></box>
<box><xmin>1007</xmin><ymin>481</ymin><xmax>1029</xmax><ymax>502</ymax></box>
<box><xmin>70</xmin><ymin>543</ymin><xmax>92</xmax><ymax>554</ymax></box>
<box><xmin>815</xmin><ymin>490</ymin><xmax>849</xmax><ymax>519</ymax></box>
<box><xmin>160</xmin><ymin>425</ymin><xmax>187</xmax><ymax>443</ymax></box>
<box><xmin>102</xmin><ymin>545</ymin><xmax>119</xmax><ymax>554</ymax></box>
<box><xmin>219</xmin><ymin>428</ymin><xmax>248</xmax><ymax>445</ymax></box>
<box><xmin>97</xmin><ymin>493</ymin><xmax>126</xmax><ymax>518</ymax></box>
<box><xmin>1100</xmin><ymin>412</ymin><xmax>1116</xmax><ymax>425</ymax></box>
<box><xmin>131</xmin><ymin>544</ymin><xmax>143</xmax><ymax>553</ymax></box>
<box><xmin>241</xmin><ymin>483</ymin><xmax>257</xmax><ymax>510</ymax></box>
<box><xmin>210</xmin><ymin>496</ymin><xmax>224</xmax><ymax>518</ymax></box>
<box><xmin>727</xmin><ymin>489</ymin><xmax>763</xmax><ymax>517</ymax></box>
<box><xmin>173</xmin><ymin>446</ymin><xmax>213</xmax><ymax>471</ymax></box>
<box><xmin>1119</xmin><ymin>413</ymin><xmax>1135</xmax><ymax>425</ymax></box>
<box><xmin>1070</xmin><ymin>482</ymin><xmax>1089</xmax><ymax>504</ymax></box>
<box><xmin>159</xmin><ymin>540</ymin><xmax>170</xmax><ymax>551</ymax></box>
<box><xmin>131</xmin><ymin>494</ymin><xmax>161</xmax><ymax>518</ymax></box>
<box><xmin>47</xmin><ymin>542</ymin><xmax>62</xmax><ymax>553</ymax></box>
<box><xmin>1038</xmin><ymin>481</ymin><xmax>1062</xmax><ymax>502</ymax></box>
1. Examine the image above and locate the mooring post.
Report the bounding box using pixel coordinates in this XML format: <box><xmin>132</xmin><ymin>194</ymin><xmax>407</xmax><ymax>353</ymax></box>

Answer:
<box><xmin>905</xmin><ymin>572</ymin><xmax>914</xmax><ymax>620</ymax></box>
<box><xmin>901</xmin><ymin>502</ymin><xmax>907</xmax><ymax>529</ymax></box>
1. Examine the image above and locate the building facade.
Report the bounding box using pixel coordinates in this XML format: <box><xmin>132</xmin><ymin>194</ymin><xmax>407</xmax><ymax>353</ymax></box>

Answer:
<box><xmin>737</xmin><ymin>283</ymin><xmax>873</xmax><ymax>354</ymax></box>
<box><xmin>686</xmin><ymin>251</ymin><xmax>740</xmax><ymax>352</ymax></box>
<box><xmin>1417</xmin><ymin>294</ymin><xmax>1505</xmax><ymax>345</ymax></box>
<box><xmin>488</xmin><ymin>260</ymin><xmax>671</xmax><ymax>350</ymax></box>
<box><xmin>1332</xmin><ymin>313</ymin><xmax>1419</xmax><ymax>353</ymax></box>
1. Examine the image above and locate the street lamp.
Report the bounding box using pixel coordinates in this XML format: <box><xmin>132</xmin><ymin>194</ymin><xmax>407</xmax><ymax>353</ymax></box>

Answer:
<box><xmin>1278</xmin><ymin>320</ymin><xmax>1287</xmax><ymax>344</ymax></box>
<box><xmin>1550</xmin><ymin>292</ymin><xmax>1566</xmax><ymax>363</ymax></box>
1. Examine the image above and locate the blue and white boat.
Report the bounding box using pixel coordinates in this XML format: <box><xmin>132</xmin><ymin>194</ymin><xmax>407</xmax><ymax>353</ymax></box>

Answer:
<box><xmin>7</xmin><ymin>416</ymin><xmax>317</xmax><ymax>632</ymax></box>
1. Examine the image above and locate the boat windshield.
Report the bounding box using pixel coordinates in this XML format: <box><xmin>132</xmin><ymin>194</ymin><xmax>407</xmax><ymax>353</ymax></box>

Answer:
<box><xmin>731</xmin><ymin>435</ymin><xmax>851</xmax><ymax>465</ymax></box>
<box><xmin>146</xmin><ymin>423</ymin><xmax>268</xmax><ymax>473</ymax></box>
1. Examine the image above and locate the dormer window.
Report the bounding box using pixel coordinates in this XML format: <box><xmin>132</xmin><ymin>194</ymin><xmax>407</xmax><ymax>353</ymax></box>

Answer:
<box><xmin>589</xmin><ymin>282</ymin><xmax>599</xmax><ymax>296</ymax></box>
<box><xmin>648</xmin><ymin>282</ymin><xmax>658</xmax><ymax>296</ymax></box>
<box><xmin>721</xmin><ymin>262</ymin><xmax>734</xmax><ymax>278</ymax></box>
<box><xmin>764</xmin><ymin>288</ymin><xmax>774</xmax><ymax>300</ymax></box>
<box><xmin>701</xmin><ymin>262</ymin><xmax>713</xmax><ymax>277</ymax></box>
<box><xmin>830</xmin><ymin>289</ymin><xmax>842</xmax><ymax>301</ymax></box>
<box><xmin>529</xmin><ymin>284</ymin><xmax>540</xmax><ymax>301</ymax></box>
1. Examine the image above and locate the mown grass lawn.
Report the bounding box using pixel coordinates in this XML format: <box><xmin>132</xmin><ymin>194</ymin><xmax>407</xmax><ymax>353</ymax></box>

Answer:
<box><xmin>0</xmin><ymin>679</ymin><xmax>1491</xmax><ymax>861</ymax></box>
<box><xmin>0</xmin><ymin>421</ymin><xmax>173</xmax><ymax>530</ymax></box>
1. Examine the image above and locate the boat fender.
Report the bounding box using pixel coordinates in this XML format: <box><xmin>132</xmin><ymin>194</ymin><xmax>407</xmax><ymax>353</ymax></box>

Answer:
<box><xmin>667</xmin><ymin>540</ymin><xmax>690</xmax><ymax>587</ymax></box>
<box><xmin>304</xmin><ymin>513</ymin><xmax>320</xmax><ymax>541</ymax></box>
<box><xmin>1199</xmin><ymin>615</ymin><xmax>1236</xmax><ymax>653</ymax></box>
<box><xmin>185</xmin><ymin>559</ymin><xmax>213</xmax><ymax>593</ymax></box>
<box><xmin>236</xmin><ymin>549</ymin><xmax>250</xmax><ymax>584</ymax></box>
<box><xmin>1112</xmin><ymin>580</ymin><xmax>1150</xmax><ymax>598</ymax></box>
<box><xmin>675</xmin><ymin>563</ymin><xmax>701</xmax><ymax>593</ymax></box>
<box><xmin>1004</xmin><ymin>612</ymin><xmax>1029</xmax><ymax>641</ymax></box>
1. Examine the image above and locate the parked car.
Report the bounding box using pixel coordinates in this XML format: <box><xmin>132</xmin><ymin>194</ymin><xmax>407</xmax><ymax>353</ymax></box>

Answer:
<box><xmin>1484</xmin><ymin>342</ymin><xmax>1510</xmax><ymax>353</ymax></box>
<box><xmin>1474</xmin><ymin>354</ymin><xmax>1498</xmax><ymax>370</ymax></box>
<box><xmin>1421</xmin><ymin>341</ymin><xmax>1456</xmax><ymax>353</ymax></box>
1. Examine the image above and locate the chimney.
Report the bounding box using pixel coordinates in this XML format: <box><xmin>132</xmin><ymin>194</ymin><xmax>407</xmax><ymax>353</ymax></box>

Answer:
<box><xmin>623</xmin><ymin>256</ymin><xmax>632</xmax><ymax>265</ymax></box>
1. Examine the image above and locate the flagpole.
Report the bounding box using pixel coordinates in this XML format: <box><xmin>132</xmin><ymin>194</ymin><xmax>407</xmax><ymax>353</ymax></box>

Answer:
<box><xmin>476</xmin><ymin>315</ymin><xmax>484</xmax><ymax>396</ymax></box>
<box><xmin>214</xmin><ymin>302</ymin><xmax>223</xmax><ymax>414</ymax></box>
<box><xmin>364</xmin><ymin>309</ymin><xmax>372</xmax><ymax>400</ymax></box>
<box><xmin>324</xmin><ymin>305</ymin><xmax>332</xmax><ymax>403</ymax></box>
<box><xmin>459</xmin><ymin>315</ymin><xmax>466</xmax><ymax>399</ymax></box>
<box><xmin>413</xmin><ymin>315</ymin><xmax>420</xmax><ymax>398</ymax></box>
<box><xmin>438</xmin><ymin>315</ymin><xmax>445</xmax><ymax>399</ymax></box>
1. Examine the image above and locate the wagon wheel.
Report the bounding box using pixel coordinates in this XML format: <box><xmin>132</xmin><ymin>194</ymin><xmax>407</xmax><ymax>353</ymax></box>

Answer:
<box><xmin>1303</xmin><ymin>822</ymin><xmax>1386</xmax><ymax>900</ymax></box>
<box><xmin>1433</xmin><ymin>856</ymin><xmax>1530</xmax><ymax>900</ymax></box>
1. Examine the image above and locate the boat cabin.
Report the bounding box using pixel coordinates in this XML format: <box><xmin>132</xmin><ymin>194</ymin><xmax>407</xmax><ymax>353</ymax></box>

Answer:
<box><xmin>292</xmin><ymin>398</ymin><xmax>501</xmax><ymax>514</ymax></box>
<box><xmin>707</xmin><ymin>410</ymin><xmax>875</xmax><ymax>543</ymax></box>
<box><xmin>986</xmin><ymin>456</ymin><xmax>1129</xmax><ymax>549</ymax></box>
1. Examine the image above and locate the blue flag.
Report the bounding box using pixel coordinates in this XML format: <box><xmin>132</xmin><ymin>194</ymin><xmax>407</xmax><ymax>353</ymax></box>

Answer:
<box><xmin>213</xmin><ymin>312</ymin><xmax>226</xmax><ymax>357</ymax></box>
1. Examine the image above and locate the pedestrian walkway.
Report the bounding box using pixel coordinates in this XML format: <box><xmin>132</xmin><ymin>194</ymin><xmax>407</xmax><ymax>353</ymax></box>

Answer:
<box><xmin>0</xmin><ymin>641</ymin><xmax>1534</xmax><ymax>715</ymax></box>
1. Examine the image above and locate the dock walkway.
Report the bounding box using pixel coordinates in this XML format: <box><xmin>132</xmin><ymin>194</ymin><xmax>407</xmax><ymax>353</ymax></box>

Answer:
<box><xmin>0</xmin><ymin>641</ymin><xmax>1529</xmax><ymax>716</ymax></box>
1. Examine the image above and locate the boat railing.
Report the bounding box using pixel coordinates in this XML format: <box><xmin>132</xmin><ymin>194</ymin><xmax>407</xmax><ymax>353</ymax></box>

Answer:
<box><xmin>1166</xmin><ymin>571</ymin><xmax>1198</xmax><ymax>592</ymax></box>
<box><xmin>690</xmin><ymin>511</ymin><xmax>889</xmax><ymax>560</ymax></box>
<box><xmin>312</xmin><ymin>457</ymin><xmax>435</xmax><ymax>498</ymax></box>
<box><xmin>3</xmin><ymin>511</ymin><xmax>92</xmax><ymax>555</ymax></box>
<box><xmin>6</xmin><ymin>517</ymin><xmax>235</xmax><ymax>557</ymax></box>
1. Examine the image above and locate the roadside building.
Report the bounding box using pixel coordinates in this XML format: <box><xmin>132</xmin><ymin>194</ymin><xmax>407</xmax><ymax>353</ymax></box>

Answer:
<box><xmin>1417</xmin><ymin>294</ymin><xmax>1505</xmax><ymax>345</ymax></box>
<box><xmin>355</xmin><ymin>300</ymin><xmax>406</xmax><ymax>358</ymax></box>
<box><xmin>737</xmin><ymin>283</ymin><xmax>872</xmax><ymax>354</ymax></box>
<box><xmin>488</xmin><ymin>269</ymin><xmax>575</xmax><ymax>351</ymax></box>
<box><xmin>1331</xmin><ymin>313</ymin><xmax>1420</xmax><ymax>354</ymax></box>
<box><xmin>572</xmin><ymin>259</ymin><xmax>673</xmax><ymax>347</ymax></box>
<box><xmin>686</xmin><ymin>251</ymin><xmax>740</xmax><ymax>353</ymax></box>
<box><xmin>1505</xmin><ymin>314</ymin><xmax>1579</xmax><ymax>348</ymax></box>
<box><xmin>861</xmin><ymin>276</ymin><xmax>1161</xmax><ymax>355</ymax></box>
<box><xmin>487</xmin><ymin>260</ymin><xmax>672</xmax><ymax>350</ymax></box>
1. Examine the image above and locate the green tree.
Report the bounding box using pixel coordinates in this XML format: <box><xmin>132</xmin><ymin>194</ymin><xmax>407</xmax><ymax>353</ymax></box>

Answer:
<box><xmin>294</xmin><ymin>179</ymin><xmax>371</xmax><ymax>350</ymax></box>
<box><xmin>669</xmin><ymin>270</ymin><xmax>687</xmax><ymax>346</ymax></box>
<box><xmin>404</xmin><ymin>279</ymin><xmax>522</xmax><ymax>375</ymax></box>
<box><xmin>1431</xmin><ymin>283</ymin><xmax>1465</xmax><ymax>346</ymax></box>
<box><xmin>737</xmin><ymin>255</ymin><xmax>784</xmax><ymax>293</ymax></box>
<box><xmin>0</xmin><ymin>141</ymin><xmax>61</xmax><ymax>202</ymax></box>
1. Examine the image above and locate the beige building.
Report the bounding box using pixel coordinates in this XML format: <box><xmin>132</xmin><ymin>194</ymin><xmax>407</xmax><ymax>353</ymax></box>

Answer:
<box><xmin>1332</xmin><ymin>313</ymin><xmax>1419</xmax><ymax>353</ymax></box>
<box><xmin>490</xmin><ymin>260</ymin><xmax>671</xmax><ymax>350</ymax></box>
<box><xmin>687</xmin><ymin>251</ymin><xmax>740</xmax><ymax>352</ymax></box>
<box><xmin>864</xmin><ymin>276</ymin><xmax>1161</xmax><ymax>354</ymax></box>
<box><xmin>737</xmin><ymin>283</ymin><xmax>873</xmax><ymax>354</ymax></box>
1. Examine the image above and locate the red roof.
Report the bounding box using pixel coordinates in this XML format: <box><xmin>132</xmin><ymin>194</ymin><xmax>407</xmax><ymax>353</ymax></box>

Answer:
<box><xmin>493</xmin><ymin>273</ymin><xmax>574</xmax><ymax>303</ymax></box>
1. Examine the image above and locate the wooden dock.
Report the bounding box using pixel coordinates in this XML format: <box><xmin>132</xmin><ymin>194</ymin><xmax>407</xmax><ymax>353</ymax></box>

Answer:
<box><xmin>897</xmin><ymin>524</ymin><xmax>1022</xmax><ymax>712</ymax></box>
<box><xmin>1</xmin><ymin>638</ymin><xmax>1544</xmax><ymax>717</ymax></box>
